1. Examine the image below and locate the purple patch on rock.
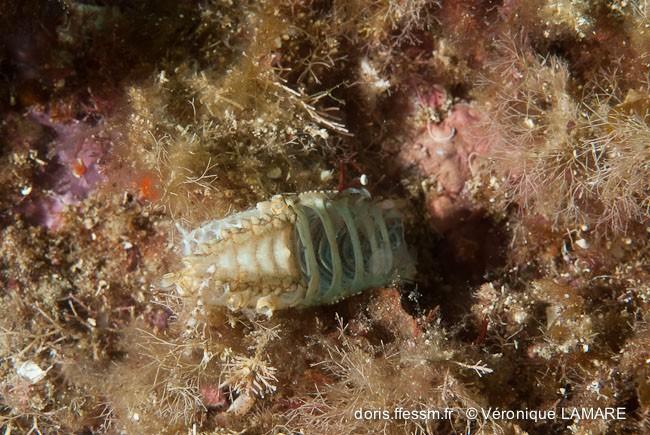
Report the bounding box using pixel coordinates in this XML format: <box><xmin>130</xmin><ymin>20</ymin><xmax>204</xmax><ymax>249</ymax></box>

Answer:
<box><xmin>18</xmin><ymin>109</ymin><xmax>112</xmax><ymax>229</ymax></box>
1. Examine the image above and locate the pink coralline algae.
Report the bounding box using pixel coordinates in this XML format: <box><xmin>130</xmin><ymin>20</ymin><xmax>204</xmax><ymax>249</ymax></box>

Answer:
<box><xmin>398</xmin><ymin>102</ymin><xmax>490</xmax><ymax>231</ymax></box>
<box><xmin>19</xmin><ymin>110</ymin><xmax>113</xmax><ymax>230</ymax></box>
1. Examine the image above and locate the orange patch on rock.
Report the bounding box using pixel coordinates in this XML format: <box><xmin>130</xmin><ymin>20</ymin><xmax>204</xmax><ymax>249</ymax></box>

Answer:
<box><xmin>71</xmin><ymin>158</ymin><xmax>87</xmax><ymax>178</ymax></box>
<box><xmin>137</xmin><ymin>174</ymin><xmax>160</xmax><ymax>202</ymax></box>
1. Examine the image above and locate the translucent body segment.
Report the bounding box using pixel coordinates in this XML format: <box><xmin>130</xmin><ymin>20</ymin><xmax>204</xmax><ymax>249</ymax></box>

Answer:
<box><xmin>290</xmin><ymin>189</ymin><xmax>414</xmax><ymax>307</ymax></box>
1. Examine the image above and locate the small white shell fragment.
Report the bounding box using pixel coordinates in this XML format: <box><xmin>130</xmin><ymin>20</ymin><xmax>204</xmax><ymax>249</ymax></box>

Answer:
<box><xmin>359</xmin><ymin>174</ymin><xmax>368</xmax><ymax>186</ymax></box>
<box><xmin>575</xmin><ymin>238</ymin><xmax>589</xmax><ymax>249</ymax></box>
<box><xmin>320</xmin><ymin>169</ymin><xmax>333</xmax><ymax>181</ymax></box>
<box><xmin>17</xmin><ymin>361</ymin><xmax>47</xmax><ymax>384</ymax></box>
<box><xmin>359</xmin><ymin>58</ymin><xmax>391</xmax><ymax>92</ymax></box>
<box><xmin>523</xmin><ymin>117</ymin><xmax>535</xmax><ymax>128</ymax></box>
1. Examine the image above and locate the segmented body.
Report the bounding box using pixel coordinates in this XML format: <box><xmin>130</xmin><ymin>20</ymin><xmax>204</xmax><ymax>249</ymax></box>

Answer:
<box><xmin>164</xmin><ymin>189</ymin><xmax>414</xmax><ymax>316</ymax></box>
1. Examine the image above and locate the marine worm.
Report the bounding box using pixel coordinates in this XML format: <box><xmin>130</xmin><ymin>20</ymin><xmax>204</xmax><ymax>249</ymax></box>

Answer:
<box><xmin>163</xmin><ymin>188</ymin><xmax>415</xmax><ymax>316</ymax></box>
